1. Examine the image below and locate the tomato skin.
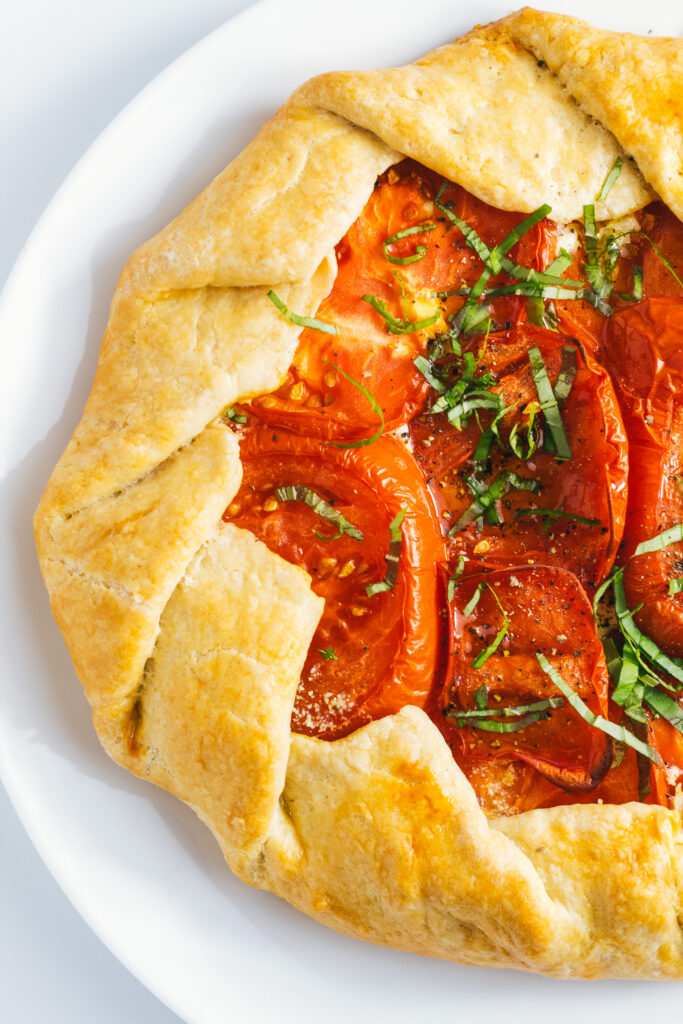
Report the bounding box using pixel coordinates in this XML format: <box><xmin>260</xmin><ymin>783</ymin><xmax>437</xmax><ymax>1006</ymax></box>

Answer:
<box><xmin>225</xmin><ymin>426</ymin><xmax>446</xmax><ymax>738</ymax></box>
<box><xmin>408</xmin><ymin>325</ymin><xmax>628</xmax><ymax>591</ymax></box>
<box><xmin>437</xmin><ymin>566</ymin><xmax>614</xmax><ymax>808</ymax></box>
<box><xmin>639</xmin><ymin>202</ymin><xmax>683</xmax><ymax>299</ymax></box>
<box><xmin>250</xmin><ymin>159</ymin><xmax>556</xmax><ymax>441</ymax></box>
<box><xmin>647</xmin><ymin>717</ymin><xmax>683</xmax><ymax>806</ymax></box>
<box><xmin>605</xmin><ymin>297</ymin><xmax>683</xmax><ymax>654</ymax></box>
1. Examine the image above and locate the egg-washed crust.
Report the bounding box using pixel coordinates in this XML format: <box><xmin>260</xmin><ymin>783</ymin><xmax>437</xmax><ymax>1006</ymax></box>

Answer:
<box><xmin>34</xmin><ymin>9</ymin><xmax>683</xmax><ymax>978</ymax></box>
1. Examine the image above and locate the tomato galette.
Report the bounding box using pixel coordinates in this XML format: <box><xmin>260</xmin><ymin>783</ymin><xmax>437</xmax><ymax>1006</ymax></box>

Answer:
<box><xmin>35</xmin><ymin>10</ymin><xmax>683</xmax><ymax>978</ymax></box>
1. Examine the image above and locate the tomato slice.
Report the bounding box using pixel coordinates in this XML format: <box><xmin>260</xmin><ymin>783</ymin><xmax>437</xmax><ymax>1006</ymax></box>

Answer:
<box><xmin>249</xmin><ymin>159</ymin><xmax>556</xmax><ymax>441</ymax></box>
<box><xmin>638</xmin><ymin>202</ymin><xmax>683</xmax><ymax>299</ymax></box>
<box><xmin>408</xmin><ymin>325</ymin><xmax>628</xmax><ymax>591</ymax></box>
<box><xmin>647</xmin><ymin>716</ymin><xmax>683</xmax><ymax>806</ymax></box>
<box><xmin>223</xmin><ymin>426</ymin><xmax>446</xmax><ymax>738</ymax></box>
<box><xmin>436</xmin><ymin>565</ymin><xmax>619</xmax><ymax>814</ymax></box>
<box><xmin>605</xmin><ymin>296</ymin><xmax>683</xmax><ymax>654</ymax></box>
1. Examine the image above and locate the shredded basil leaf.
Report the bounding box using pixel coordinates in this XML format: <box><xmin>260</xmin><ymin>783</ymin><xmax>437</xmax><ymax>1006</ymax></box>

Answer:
<box><xmin>617</xmin><ymin>265</ymin><xmax>643</xmax><ymax>304</ymax></box>
<box><xmin>546</xmin><ymin>248</ymin><xmax>574</xmax><ymax>277</ymax></box>
<box><xmin>365</xmin><ymin>508</ymin><xmax>406</xmax><ymax>597</ymax></box>
<box><xmin>513</xmin><ymin>506</ymin><xmax>602</xmax><ymax>534</ymax></box>
<box><xmin>362</xmin><ymin>293</ymin><xmax>439</xmax><ymax>335</ymax></box>
<box><xmin>642</xmin><ymin>685</ymin><xmax>683</xmax><ymax>734</ymax></box>
<box><xmin>322</xmin><ymin>361</ymin><xmax>385</xmax><ymax>449</ymax></box>
<box><xmin>317</xmin><ymin>647</ymin><xmax>338</xmax><ymax>661</ymax></box>
<box><xmin>273</xmin><ymin>484</ymin><xmax>364</xmax><ymax>542</ymax></box>
<box><xmin>445</xmin><ymin>696</ymin><xmax>564</xmax><ymax>722</ymax></box>
<box><xmin>595</xmin><ymin>156</ymin><xmax>623</xmax><ymax>203</ymax></box>
<box><xmin>611</xmin><ymin>642</ymin><xmax>642</xmax><ymax>714</ymax></box>
<box><xmin>473</xmin><ymin>428</ymin><xmax>494</xmax><ymax>464</ymax></box>
<box><xmin>471</xmin><ymin>584</ymin><xmax>509</xmax><ymax>669</ymax></box>
<box><xmin>463</xmin><ymin>582</ymin><xmax>485</xmax><ymax>617</ymax></box>
<box><xmin>449</xmin><ymin>471</ymin><xmax>540</xmax><ymax>535</ymax></box>
<box><xmin>612</xmin><ymin>574</ymin><xmax>683</xmax><ymax>685</ymax></box>
<box><xmin>435</xmin><ymin>194</ymin><xmax>555</xmax><ymax>338</ymax></box>
<box><xmin>474</xmin><ymin>682</ymin><xmax>488</xmax><ymax>709</ymax></box>
<box><xmin>383</xmin><ymin>223</ymin><xmax>436</xmax><ymax>264</ymax></box>
<box><xmin>535</xmin><ymin>652</ymin><xmax>662</xmax><ymax>764</ymax></box>
<box><xmin>508</xmin><ymin>415</ymin><xmax>542</xmax><ymax>461</ymax></box>
<box><xmin>268</xmin><ymin>290</ymin><xmax>338</xmax><ymax>335</ymax></box>
<box><xmin>223</xmin><ymin>405</ymin><xmax>247</xmax><ymax>425</ymax></box>
<box><xmin>633</xmin><ymin>523</ymin><xmax>683</xmax><ymax>557</ymax></box>
<box><xmin>582</xmin><ymin>206</ymin><xmax>614</xmax><ymax>315</ymax></box>
<box><xmin>451</xmin><ymin>710</ymin><xmax>552</xmax><ymax>733</ymax></box>
<box><xmin>413</xmin><ymin>354</ymin><xmax>446</xmax><ymax>392</ymax></box>
<box><xmin>553</xmin><ymin>346</ymin><xmax>578</xmax><ymax>405</ymax></box>
<box><xmin>447</xmin><ymin>555</ymin><xmax>467</xmax><ymax>601</ymax></box>
<box><xmin>528</xmin><ymin>346</ymin><xmax>572</xmax><ymax>460</ymax></box>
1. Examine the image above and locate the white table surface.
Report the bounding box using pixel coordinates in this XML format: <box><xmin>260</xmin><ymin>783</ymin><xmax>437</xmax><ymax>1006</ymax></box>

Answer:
<box><xmin>0</xmin><ymin>3</ymin><xmax>254</xmax><ymax>1021</ymax></box>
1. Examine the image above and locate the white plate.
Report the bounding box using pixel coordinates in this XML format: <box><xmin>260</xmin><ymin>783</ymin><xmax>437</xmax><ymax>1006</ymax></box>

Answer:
<box><xmin>2</xmin><ymin>1</ymin><xmax>682</xmax><ymax>1021</ymax></box>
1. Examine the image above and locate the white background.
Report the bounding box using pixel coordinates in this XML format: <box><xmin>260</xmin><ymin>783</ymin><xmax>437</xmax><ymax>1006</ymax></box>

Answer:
<box><xmin>1</xmin><ymin>4</ymin><xmax>252</xmax><ymax>1021</ymax></box>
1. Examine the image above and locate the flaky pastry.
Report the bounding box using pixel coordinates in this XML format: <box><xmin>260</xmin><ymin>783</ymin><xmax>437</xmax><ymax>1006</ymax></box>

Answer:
<box><xmin>34</xmin><ymin>9</ymin><xmax>683</xmax><ymax>978</ymax></box>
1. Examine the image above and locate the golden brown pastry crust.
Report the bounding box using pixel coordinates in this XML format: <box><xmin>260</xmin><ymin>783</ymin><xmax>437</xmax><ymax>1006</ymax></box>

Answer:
<box><xmin>34</xmin><ymin>9</ymin><xmax>683</xmax><ymax>978</ymax></box>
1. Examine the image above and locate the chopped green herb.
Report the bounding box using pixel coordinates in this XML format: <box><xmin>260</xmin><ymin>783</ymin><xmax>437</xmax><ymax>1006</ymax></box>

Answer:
<box><xmin>365</xmin><ymin>508</ymin><xmax>406</xmax><ymax>597</ymax></box>
<box><xmin>611</xmin><ymin>642</ymin><xmax>642</xmax><ymax>716</ymax></box>
<box><xmin>670</xmin><ymin>579</ymin><xmax>683</xmax><ymax>595</ymax></box>
<box><xmin>474</xmin><ymin>682</ymin><xmax>488</xmax><ymax>709</ymax></box>
<box><xmin>633</xmin><ymin>523</ymin><xmax>683</xmax><ymax>557</ymax></box>
<box><xmin>273</xmin><ymin>484</ymin><xmax>363</xmax><ymax>542</ymax></box>
<box><xmin>527</xmin><ymin>296</ymin><xmax>559</xmax><ymax>330</ymax></box>
<box><xmin>582</xmin><ymin>205</ymin><xmax>615</xmax><ymax>315</ymax></box>
<box><xmin>362</xmin><ymin>293</ymin><xmax>439</xmax><ymax>335</ymax></box>
<box><xmin>435</xmin><ymin>194</ymin><xmax>556</xmax><ymax>338</ymax></box>
<box><xmin>463</xmin><ymin>583</ymin><xmax>485</xmax><ymax>617</ymax></box>
<box><xmin>223</xmin><ymin>405</ymin><xmax>247</xmax><ymax>425</ymax></box>
<box><xmin>553</xmin><ymin>346</ymin><xmax>578</xmax><ymax>405</ymax></box>
<box><xmin>513</xmin><ymin>507</ymin><xmax>602</xmax><ymax>534</ymax></box>
<box><xmin>322</xmin><ymin>361</ymin><xmax>385</xmax><ymax>449</ymax></box>
<box><xmin>602</xmin><ymin>636</ymin><xmax>623</xmax><ymax>685</ymax></box>
<box><xmin>545</xmin><ymin>248</ymin><xmax>574</xmax><ymax>277</ymax></box>
<box><xmin>471</xmin><ymin>584</ymin><xmax>509</xmax><ymax>669</ymax></box>
<box><xmin>595</xmin><ymin>156</ymin><xmax>623</xmax><ymax>202</ymax></box>
<box><xmin>612</xmin><ymin>574</ymin><xmax>683</xmax><ymax>685</ymax></box>
<box><xmin>528</xmin><ymin>346</ymin><xmax>572</xmax><ymax>460</ymax></box>
<box><xmin>473</xmin><ymin>428</ymin><xmax>494</xmax><ymax>464</ymax></box>
<box><xmin>268</xmin><ymin>290</ymin><xmax>338</xmax><ymax>335</ymax></box>
<box><xmin>477</xmin><ymin>282</ymin><xmax>583</xmax><ymax>301</ymax></box>
<box><xmin>447</xmin><ymin>555</ymin><xmax>467</xmax><ymax>601</ymax></box>
<box><xmin>449</xmin><ymin>471</ymin><xmax>540</xmax><ymax>535</ymax></box>
<box><xmin>317</xmin><ymin>647</ymin><xmax>338</xmax><ymax>661</ymax></box>
<box><xmin>445</xmin><ymin>696</ymin><xmax>564</xmax><ymax>722</ymax></box>
<box><xmin>642</xmin><ymin>685</ymin><xmax>683</xmax><ymax>734</ymax></box>
<box><xmin>617</xmin><ymin>265</ymin><xmax>643</xmax><ymax>303</ymax></box>
<box><xmin>535</xmin><ymin>652</ymin><xmax>662</xmax><ymax>764</ymax></box>
<box><xmin>452</xmin><ymin>711</ymin><xmax>551</xmax><ymax>733</ymax></box>
<box><xmin>383</xmin><ymin>223</ymin><xmax>436</xmax><ymax>264</ymax></box>
<box><xmin>413</xmin><ymin>354</ymin><xmax>446</xmax><ymax>392</ymax></box>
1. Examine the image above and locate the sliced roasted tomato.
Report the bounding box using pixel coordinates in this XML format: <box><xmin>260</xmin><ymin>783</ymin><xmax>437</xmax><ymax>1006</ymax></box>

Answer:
<box><xmin>638</xmin><ymin>201</ymin><xmax>683</xmax><ymax>299</ymax></box>
<box><xmin>408</xmin><ymin>325</ymin><xmax>628</xmax><ymax>591</ymax></box>
<box><xmin>434</xmin><ymin>565</ymin><xmax>635</xmax><ymax>816</ymax></box>
<box><xmin>223</xmin><ymin>426</ymin><xmax>446</xmax><ymax>739</ymax></box>
<box><xmin>605</xmin><ymin>296</ymin><xmax>683</xmax><ymax>654</ymax></box>
<box><xmin>647</xmin><ymin>715</ymin><xmax>683</xmax><ymax>806</ymax></box>
<box><xmin>249</xmin><ymin>159</ymin><xmax>556</xmax><ymax>441</ymax></box>
<box><xmin>552</xmin><ymin>201</ymin><xmax>683</xmax><ymax>362</ymax></box>
<box><xmin>554</xmin><ymin>240</ymin><xmax>611</xmax><ymax>363</ymax></box>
